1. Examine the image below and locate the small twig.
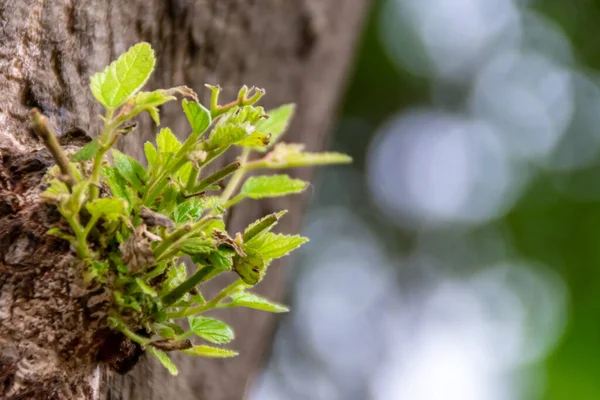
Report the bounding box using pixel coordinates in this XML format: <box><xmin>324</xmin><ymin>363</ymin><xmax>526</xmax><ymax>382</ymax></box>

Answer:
<box><xmin>30</xmin><ymin>109</ymin><xmax>75</xmax><ymax>187</ymax></box>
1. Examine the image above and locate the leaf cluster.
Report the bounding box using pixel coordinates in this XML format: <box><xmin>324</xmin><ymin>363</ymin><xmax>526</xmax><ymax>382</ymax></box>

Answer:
<box><xmin>35</xmin><ymin>43</ymin><xmax>351</xmax><ymax>375</ymax></box>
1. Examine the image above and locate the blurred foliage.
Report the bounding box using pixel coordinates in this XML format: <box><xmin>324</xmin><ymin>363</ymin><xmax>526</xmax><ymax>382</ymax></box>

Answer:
<box><xmin>332</xmin><ymin>1</ymin><xmax>600</xmax><ymax>399</ymax></box>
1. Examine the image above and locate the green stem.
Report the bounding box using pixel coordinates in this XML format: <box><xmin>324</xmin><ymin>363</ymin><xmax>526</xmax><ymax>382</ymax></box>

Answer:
<box><xmin>120</xmin><ymin>324</ymin><xmax>151</xmax><ymax>345</ymax></box>
<box><xmin>63</xmin><ymin>212</ymin><xmax>90</xmax><ymax>259</ymax></box>
<box><xmin>30</xmin><ymin>109</ymin><xmax>76</xmax><ymax>187</ymax></box>
<box><xmin>222</xmin><ymin>194</ymin><xmax>244</xmax><ymax>209</ymax></box>
<box><xmin>82</xmin><ymin>215</ymin><xmax>100</xmax><ymax>240</ymax></box>
<box><xmin>174</xmin><ymin>331</ymin><xmax>194</xmax><ymax>341</ymax></box>
<box><xmin>242</xmin><ymin>213</ymin><xmax>280</xmax><ymax>242</ymax></box>
<box><xmin>167</xmin><ymin>279</ymin><xmax>244</xmax><ymax>318</ymax></box>
<box><xmin>89</xmin><ymin>109</ymin><xmax>115</xmax><ymax>200</ymax></box>
<box><xmin>161</xmin><ymin>266</ymin><xmax>217</xmax><ymax>308</ymax></box>
<box><xmin>191</xmin><ymin>161</ymin><xmax>241</xmax><ymax>194</ymax></box>
<box><xmin>219</xmin><ymin>148</ymin><xmax>251</xmax><ymax>203</ymax></box>
<box><xmin>143</xmin><ymin>262</ymin><xmax>170</xmax><ymax>281</ymax></box>
<box><xmin>185</xmin><ymin>168</ymin><xmax>200</xmax><ymax>192</ymax></box>
<box><xmin>153</xmin><ymin>216</ymin><xmax>215</xmax><ymax>260</ymax></box>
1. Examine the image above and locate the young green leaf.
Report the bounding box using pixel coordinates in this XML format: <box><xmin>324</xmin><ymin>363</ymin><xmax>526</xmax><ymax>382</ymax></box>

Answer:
<box><xmin>157</xmin><ymin>127</ymin><xmax>182</xmax><ymax>154</ymax></box>
<box><xmin>182</xmin><ymin>345</ymin><xmax>238</xmax><ymax>358</ymax></box>
<box><xmin>86</xmin><ymin>198</ymin><xmax>127</xmax><ymax>221</ymax></box>
<box><xmin>243</xmin><ymin>210</ymin><xmax>287</xmax><ymax>242</ymax></box>
<box><xmin>199</xmin><ymin>196</ymin><xmax>225</xmax><ymax>215</ymax></box>
<box><xmin>176</xmin><ymin>161</ymin><xmax>194</xmax><ymax>183</ymax></box>
<box><xmin>112</xmin><ymin>150</ymin><xmax>148</xmax><ymax>190</ymax></box>
<box><xmin>148</xmin><ymin>348</ymin><xmax>178</xmax><ymax>375</ymax></box>
<box><xmin>208</xmin><ymin>106</ymin><xmax>266</xmax><ymax>148</ymax></box>
<box><xmin>254</xmin><ymin>103</ymin><xmax>295</xmax><ymax>150</ymax></box>
<box><xmin>160</xmin><ymin>263</ymin><xmax>188</xmax><ymax>295</ymax></box>
<box><xmin>158</xmin><ymin>183</ymin><xmax>179</xmax><ymax>215</ymax></box>
<box><xmin>188</xmin><ymin>316</ymin><xmax>234</xmax><ymax>344</ymax></box>
<box><xmin>237</xmin><ymin>132</ymin><xmax>270</xmax><ymax>148</ymax></box>
<box><xmin>209</xmin><ymin>122</ymin><xmax>251</xmax><ymax>148</ymax></box>
<box><xmin>90</xmin><ymin>42</ymin><xmax>155</xmax><ymax>109</ymax></box>
<box><xmin>180</xmin><ymin>238</ymin><xmax>214</xmax><ymax>256</ymax></box>
<box><xmin>263</xmin><ymin>143</ymin><xmax>352</xmax><ymax>168</ymax></box>
<box><xmin>228</xmin><ymin>291</ymin><xmax>289</xmax><ymax>313</ymax></box>
<box><xmin>172</xmin><ymin>198</ymin><xmax>203</xmax><ymax>223</ymax></box>
<box><xmin>207</xmin><ymin>251</ymin><xmax>233</xmax><ymax>270</ymax></box>
<box><xmin>232</xmin><ymin>250</ymin><xmax>265</xmax><ymax>285</ymax></box>
<box><xmin>154</xmin><ymin>324</ymin><xmax>177</xmax><ymax>339</ymax></box>
<box><xmin>246</xmin><ymin>233</ymin><xmax>308</xmax><ymax>260</ymax></box>
<box><xmin>132</xmin><ymin>89</ymin><xmax>177</xmax><ymax>125</ymax></box>
<box><xmin>182</xmin><ymin>99</ymin><xmax>211</xmax><ymax>134</ymax></box>
<box><xmin>144</xmin><ymin>142</ymin><xmax>157</xmax><ymax>168</ymax></box>
<box><xmin>41</xmin><ymin>179</ymin><xmax>69</xmax><ymax>202</ymax></box>
<box><xmin>134</xmin><ymin>89</ymin><xmax>176</xmax><ymax>107</ymax></box>
<box><xmin>71</xmin><ymin>141</ymin><xmax>100</xmax><ymax>162</ymax></box>
<box><xmin>135</xmin><ymin>278</ymin><xmax>158</xmax><ymax>297</ymax></box>
<box><xmin>241</xmin><ymin>175</ymin><xmax>308</xmax><ymax>199</ymax></box>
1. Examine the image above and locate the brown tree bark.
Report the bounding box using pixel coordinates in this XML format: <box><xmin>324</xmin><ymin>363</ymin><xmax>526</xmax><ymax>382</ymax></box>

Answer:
<box><xmin>0</xmin><ymin>1</ymin><xmax>367</xmax><ymax>399</ymax></box>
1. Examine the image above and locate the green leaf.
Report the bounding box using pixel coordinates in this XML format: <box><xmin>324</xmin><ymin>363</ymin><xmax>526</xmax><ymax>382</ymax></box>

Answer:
<box><xmin>157</xmin><ymin>127</ymin><xmax>182</xmax><ymax>154</ymax></box>
<box><xmin>241</xmin><ymin>175</ymin><xmax>308</xmax><ymax>199</ymax></box>
<box><xmin>255</xmin><ymin>104</ymin><xmax>295</xmax><ymax>150</ymax></box>
<box><xmin>182</xmin><ymin>99</ymin><xmax>211</xmax><ymax>134</ymax></box>
<box><xmin>246</xmin><ymin>233</ymin><xmax>308</xmax><ymax>261</ymax></box>
<box><xmin>71</xmin><ymin>141</ymin><xmax>100</xmax><ymax>162</ymax></box>
<box><xmin>149</xmin><ymin>348</ymin><xmax>178</xmax><ymax>375</ymax></box>
<box><xmin>144</xmin><ymin>142</ymin><xmax>157</xmax><ymax>168</ymax></box>
<box><xmin>232</xmin><ymin>250</ymin><xmax>265</xmax><ymax>285</ymax></box>
<box><xmin>237</xmin><ymin>131</ymin><xmax>271</xmax><ymax>148</ymax></box>
<box><xmin>112</xmin><ymin>150</ymin><xmax>148</xmax><ymax>191</ymax></box>
<box><xmin>161</xmin><ymin>263</ymin><xmax>187</xmax><ymax>295</ymax></box>
<box><xmin>134</xmin><ymin>89</ymin><xmax>176</xmax><ymax>107</ymax></box>
<box><xmin>208</xmin><ymin>251</ymin><xmax>233</xmax><ymax>270</ymax></box>
<box><xmin>41</xmin><ymin>179</ymin><xmax>69</xmax><ymax>201</ymax></box>
<box><xmin>114</xmin><ymin>291</ymin><xmax>142</xmax><ymax>312</ymax></box>
<box><xmin>229</xmin><ymin>291</ymin><xmax>289</xmax><ymax>313</ymax></box>
<box><xmin>172</xmin><ymin>198</ymin><xmax>203</xmax><ymax>223</ymax></box>
<box><xmin>135</xmin><ymin>278</ymin><xmax>157</xmax><ymax>297</ymax></box>
<box><xmin>90</xmin><ymin>42</ymin><xmax>155</xmax><ymax>109</ymax></box>
<box><xmin>86</xmin><ymin>198</ymin><xmax>126</xmax><ymax>221</ymax></box>
<box><xmin>101</xmin><ymin>166</ymin><xmax>135</xmax><ymax>211</ymax></box>
<box><xmin>182</xmin><ymin>345</ymin><xmax>238</xmax><ymax>358</ymax></box>
<box><xmin>208</xmin><ymin>106</ymin><xmax>266</xmax><ymax>148</ymax></box>
<box><xmin>46</xmin><ymin>227</ymin><xmax>75</xmax><ymax>242</ymax></box>
<box><xmin>153</xmin><ymin>324</ymin><xmax>177</xmax><ymax>339</ymax></box>
<box><xmin>188</xmin><ymin>316</ymin><xmax>234</xmax><ymax>344</ymax></box>
<box><xmin>266</xmin><ymin>143</ymin><xmax>352</xmax><ymax>168</ymax></box>
<box><xmin>243</xmin><ymin>210</ymin><xmax>287</xmax><ymax>242</ymax></box>
<box><xmin>158</xmin><ymin>183</ymin><xmax>179</xmax><ymax>215</ymax></box>
<box><xmin>132</xmin><ymin>89</ymin><xmax>177</xmax><ymax>125</ymax></box>
<box><xmin>176</xmin><ymin>161</ymin><xmax>194</xmax><ymax>183</ymax></box>
<box><xmin>199</xmin><ymin>196</ymin><xmax>224</xmax><ymax>215</ymax></box>
<box><xmin>209</xmin><ymin>122</ymin><xmax>251</xmax><ymax>148</ymax></box>
<box><xmin>180</xmin><ymin>238</ymin><xmax>214</xmax><ymax>255</ymax></box>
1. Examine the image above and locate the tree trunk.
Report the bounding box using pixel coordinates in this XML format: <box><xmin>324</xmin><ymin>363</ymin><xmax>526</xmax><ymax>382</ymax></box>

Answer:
<box><xmin>0</xmin><ymin>1</ymin><xmax>367</xmax><ymax>399</ymax></box>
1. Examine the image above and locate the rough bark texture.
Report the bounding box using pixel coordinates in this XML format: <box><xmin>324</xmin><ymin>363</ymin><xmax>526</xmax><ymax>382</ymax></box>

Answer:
<box><xmin>0</xmin><ymin>1</ymin><xmax>367</xmax><ymax>399</ymax></box>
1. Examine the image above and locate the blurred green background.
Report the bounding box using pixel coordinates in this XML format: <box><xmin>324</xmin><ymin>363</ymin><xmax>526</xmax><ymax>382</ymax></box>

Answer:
<box><xmin>252</xmin><ymin>1</ymin><xmax>600</xmax><ymax>399</ymax></box>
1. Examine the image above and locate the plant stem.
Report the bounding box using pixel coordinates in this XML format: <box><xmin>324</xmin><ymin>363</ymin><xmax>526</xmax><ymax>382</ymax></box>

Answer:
<box><xmin>30</xmin><ymin>109</ymin><xmax>76</xmax><ymax>187</ymax></box>
<box><xmin>242</xmin><ymin>213</ymin><xmax>280</xmax><ymax>242</ymax></box>
<box><xmin>219</xmin><ymin>148</ymin><xmax>251</xmax><ymax>203</ymax></box>
<box><xmin>191</xmin><ymin>161</ymin><xmax>241</xmax><ymax>194</ymax></box>
<box><xmin>153</xmin><ymin>216</ymin><xmax>216</xmax><ymax>260</ymax></box>
<box><xmin>222</xmin><ymin>194</ymin><xmax>244</xmax><ymax>209</ymax></box>
<box><xmin>167</xmin><ymin>279</ymin><xmax>244</xmax><ymax>318</ymax></box>
<box><xmin>89</xmin><ymin>109</ymin><xmax>115</xmax><ymax>201</ymax></box>
<box><xmin>161</xmin><ymin>266</ymin><xmax>216</xmax><ymax>308</ymax></box>
<box><xmin>119</xmin><ymin>324</ymin><xmax>151</xmax><ymax>345</ymax></box>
